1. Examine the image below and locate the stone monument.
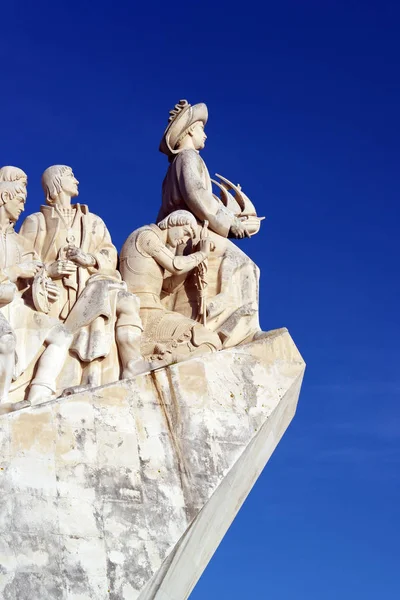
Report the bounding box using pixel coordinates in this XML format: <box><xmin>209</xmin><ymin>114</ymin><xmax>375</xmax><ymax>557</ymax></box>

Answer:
<box><xmin>0</xmin><ymin>100</ymin><xmax>305</xmax><ymax>599</ymax></box>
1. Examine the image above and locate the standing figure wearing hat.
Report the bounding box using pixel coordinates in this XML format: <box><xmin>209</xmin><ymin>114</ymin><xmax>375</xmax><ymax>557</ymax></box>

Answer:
<box><xmin>158</xmin><ymin>100</ymin><xmax>265</xmax><ymax>348</ymax></box>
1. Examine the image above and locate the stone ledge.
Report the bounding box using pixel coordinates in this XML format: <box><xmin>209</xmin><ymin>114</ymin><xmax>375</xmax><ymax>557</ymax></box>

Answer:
<box><xmin>0</xmin><ymin>328</ymin><xmax>305</xmax><ymax>600</ymax></box>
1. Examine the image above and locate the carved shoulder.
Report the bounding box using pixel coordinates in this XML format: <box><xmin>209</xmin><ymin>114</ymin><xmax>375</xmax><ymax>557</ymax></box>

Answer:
<box><xmin>136</xmin><ymin>228</ymin><xmax>164</xmax><ymax>258</ymax></box>
<box><xmin>19</xmin><ymin>211</ymin><xmax>45</xmax><ymax>234</ymax></box>
<box><xmin>176</xmin><ymin>149</ymin><xmax>206</xmax><ymax>186</ymax></box>
<box><xmin>84</xmin><ymin>212</ymin><xmax>116</xmax><ymax>250</ymax></box>
<box><xmin>19</xmin><ymin>212</ymin><xmax>46</xmax><ymax>251</ymax></box>
<box><xmin>178</xmin><ymin>148</ymin><xmax>202</xmax><ymax>168</ymax></box>
<box><xmin>86</xmin><ymin>211</ymin><xmax>106</xmax><ymax>232</ymax></box>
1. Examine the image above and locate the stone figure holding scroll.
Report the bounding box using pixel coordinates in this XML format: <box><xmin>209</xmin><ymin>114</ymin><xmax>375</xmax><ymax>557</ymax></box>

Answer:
<box><xmin>120</xmin><ymin>210</ymin><xmax>221</xmax><ymax>365</ymax></box>
<box><xmin>19</xmin><ymin>165</ymin><xmax>146</xmax><ymax>387</ymax></box>
<box><xmin>158</xmin><ymin>100</ymin><xmax>265</xmax><ymax>348</ymax></box>
<box><xmin>0</xmin><ymin>168</ymin><xmax>72</xmax><ymax>406</ymax></box>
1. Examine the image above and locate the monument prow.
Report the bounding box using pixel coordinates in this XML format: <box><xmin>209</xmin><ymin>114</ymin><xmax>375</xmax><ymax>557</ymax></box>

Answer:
<box><xmin>0</xmin><ymin>328</ymin><xmax>304</xmax><ymax>599</ymax></box>
<box><xmin>0</xmin><ymin>99</ymin><xmax>305</xmax><ymax>599</ymax></box>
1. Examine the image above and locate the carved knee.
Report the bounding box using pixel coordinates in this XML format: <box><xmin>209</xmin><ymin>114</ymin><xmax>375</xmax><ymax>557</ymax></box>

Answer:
<box><xmin>116</xmin><ymin>290</ymin><xmax>140</xmax><ymax>317</ymax></box>
<box><xmin>45</xmin><ymin>325</ymin><xmax>73</xmax><ymax>348</ymax></box>
<box><xmin>116</xmin><ymin>291</ymin><xmax>142</xmax><ymax>332</ymax></box>
<box><xmin>116</xmin><ymin>325</ymin><xmax>141</xmax><ymax>344</ymax></box>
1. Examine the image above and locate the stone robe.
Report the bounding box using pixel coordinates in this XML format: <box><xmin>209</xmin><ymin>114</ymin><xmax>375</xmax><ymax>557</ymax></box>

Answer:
<box><xmin>158</xmin><ymin>149</ymin><xmax>236</xmax><ymax>238</ymax></box>
<box><xmin>19</xmin><ymin>204</ymin><xmax>131</xmax><ymax>385</ymax></box>
<box><xmin>0</xmin><ymin>225</ymin><xmax>62</xmax><ymax>398</ymax></box>
<box><xmin>19</xmin><ymin>204</ymin><xmax>118</xmax><ymax>320</ymax></box>
<box><xmin>157</xmin><ymin>150</ymin><xmax>261</xmax><ymax>347</ymax></box>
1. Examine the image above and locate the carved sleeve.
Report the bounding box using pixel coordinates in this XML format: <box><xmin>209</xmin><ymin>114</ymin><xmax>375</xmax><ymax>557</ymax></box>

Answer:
<box><xmin>18</xmin><ymin>213</ymin><xmax>44</xmax><ymax>257</ymax></box>
<box><xmin>137</xmin><ymin>228</ymin><xmax>207</xmax><ymax>275</ymax></box>
<box><xmin>176</xmin><ymin>150</ymin><xmax>236</xmax><ymax>237</ymax></box>
<box><xmin>0</xmin><ymin>229</ymin><xmax>40</xmax><ymax>283</ymax></box>
<box><xmin>88</xmin><ymin>216</ymin><xmax>118</xmax><ymax>274</ymax></box>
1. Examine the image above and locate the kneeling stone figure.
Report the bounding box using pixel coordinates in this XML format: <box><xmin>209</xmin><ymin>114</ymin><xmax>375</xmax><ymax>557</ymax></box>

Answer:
<box><xmin>120</xmin><ymin>210</ymin><xmax>221</xmax><ymax>365</ymax></box>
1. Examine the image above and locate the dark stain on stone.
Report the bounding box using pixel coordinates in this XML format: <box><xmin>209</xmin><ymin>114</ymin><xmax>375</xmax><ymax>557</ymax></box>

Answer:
<box><xmin>74</xmin><ymin>428</ymin><xmax>86</xmax><ymax>451</ymax></box>
<box><xmin>106</xmin><ymin>537</ymin><xmax>149</xmax><ymax>600</ymax></box>
<box><xmin>96</xmin><ymin>466</ymin><xmax>143</xmax><ymax>502</ymax></box>
<box><xmin>62</xmin><ymin>563</ymin><xmax>89</xmax><ymax>594</ymax></box>
<box><xmin>150</xmin><ymin>369</ymin><xmax>197</xmax><ymax>522</ymax></box>
<box><xmin>237</xmin><ymin>356</ymin><xmax>259</xmax><ymax>409</ymax></box>
<box><xmin>5</xmin><ymin>571</ymin><xmax>65</xmax><ymax>600</ymax></box>
<box><xmin>106</xmin><ymin>557</ymin><xmax>119</xmax><ymax>600</ymax></box>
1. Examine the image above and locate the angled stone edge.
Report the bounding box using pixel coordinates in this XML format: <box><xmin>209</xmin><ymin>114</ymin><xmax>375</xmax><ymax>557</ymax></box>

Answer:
<box><xmin>138</xmin><ymin>338</ymin><xmax>304</xmax><ymax>599</ymax></box>
<box><xmin>0</xmin><ymin>327</ymin><xmax>305</xmax><ymax>600</ymax></box>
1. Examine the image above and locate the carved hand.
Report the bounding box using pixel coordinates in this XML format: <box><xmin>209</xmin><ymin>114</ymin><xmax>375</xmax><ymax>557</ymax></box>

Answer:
<box><xmin>47</xmin><ymin>260</ymin><xmax>77</xmax><ymax>279</ymax></box>
<box><xmin>229</xmin><ymin>221</ymin><xmax>250</xmax><ymax>239</ymax></box>
<box><xmin>66</xmin><ymin>246</ymin><xmax>96</xmax><ymax>268</ymax></box>
<box><xmin>17</xmin><ymin>260</ymin><xmax>44</xmax><ymax>279</ymax></box>
<box><xmin>198</xmin><ymin>238</ymin><xmax>214</xmax><ymax>255</ymax></box>
<box><xmin>44</xmin><ymin>280</ymin><xmax>60</xmax><ymax>302</ymax></box>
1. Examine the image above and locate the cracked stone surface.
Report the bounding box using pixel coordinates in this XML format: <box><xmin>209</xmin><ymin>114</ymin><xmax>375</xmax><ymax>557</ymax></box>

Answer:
<box><xmin>0</xmin><ymin>328</ymin><xmax>305</xmax><ymax>600</ymax></box>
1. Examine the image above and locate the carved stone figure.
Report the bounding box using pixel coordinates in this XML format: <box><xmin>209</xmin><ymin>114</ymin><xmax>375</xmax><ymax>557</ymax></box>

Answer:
<box><xmin>120</xmin><ymin>210</ymin><xmax>221</xmax><ymax>365</ymax></box>
<box><xmin>0</xmin><ymin>177</ymin><xmax>72</xmax><ymax>406</ymax></box>
<box><xmin>19</xmin><ymin>166</ymin><xmax>145</xmax><ymax>387</ymax></box>
<box><xmin>158</xmin><ymin>100</ymin><xmax>265</xmax><ymax>347</ymax></box>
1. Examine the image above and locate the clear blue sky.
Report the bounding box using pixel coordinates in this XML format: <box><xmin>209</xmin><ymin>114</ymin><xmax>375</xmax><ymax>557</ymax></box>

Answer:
<box><xmin>2</xmin><ymin>1</ymin><xmax>399</xmax><ymax>597</ymax></box>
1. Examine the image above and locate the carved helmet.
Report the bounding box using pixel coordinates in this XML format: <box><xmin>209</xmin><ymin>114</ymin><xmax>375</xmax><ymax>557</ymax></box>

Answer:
<box><xmin>159</xmin><ymin>99</ymin><xmax>208</xmax><ymax>157</ymax></box>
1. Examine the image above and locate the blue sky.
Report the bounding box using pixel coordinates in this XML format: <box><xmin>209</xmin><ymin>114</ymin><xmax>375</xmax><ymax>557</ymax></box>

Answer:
<box><xmin>2</xmin><ymin>1</ymin><xmax>399</xmax><ymax>597</ymax></box>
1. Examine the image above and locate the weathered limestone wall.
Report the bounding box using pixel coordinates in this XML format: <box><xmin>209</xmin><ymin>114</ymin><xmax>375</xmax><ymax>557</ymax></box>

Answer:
<box><xmin>0</xmin><ymin>328</ymin><xmax>305</xmax><ymax>600</ymax></box>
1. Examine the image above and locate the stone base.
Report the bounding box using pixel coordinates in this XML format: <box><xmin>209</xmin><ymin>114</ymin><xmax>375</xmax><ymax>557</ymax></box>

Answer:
<box><xmin>0</xmin><ymin>328</ymin><xmax>305</xmax><ymax>600</ymax></box>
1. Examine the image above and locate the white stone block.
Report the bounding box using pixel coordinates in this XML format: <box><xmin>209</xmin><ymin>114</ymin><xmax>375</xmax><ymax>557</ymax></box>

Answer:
<box><xmin>0</xmin><ymin>329</ymin><xmax>305</xmax><ymax>599</ymax></box>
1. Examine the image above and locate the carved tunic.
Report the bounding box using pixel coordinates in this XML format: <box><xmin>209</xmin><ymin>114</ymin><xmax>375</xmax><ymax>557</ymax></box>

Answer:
<box><xmin>19</xmin><ymin>203</ymin><xmax>118</xmax><ymax>320</ymax></box>
<box><xmin>0</xmin><ymin>227</ymin><xmax>20</xmax><ymax>339</ymax></box>
<box><xmin>19</xmin><ymin>203</ymin><xmax>140</xmax><ymax>363</ymax></box>
<box><xmin>0</xmin><ymin>226</ymin><xmax>60</xmax><ymax>379</ymax></box>
<box><xmin>158</xmin><ymin>149</ymin><xmax>236</xmax><ymax>237</ymax></box>
<box><xmin>120</xmin><ymin>225</ymin><xmax>221</xmax><ymax>358</ymax></box>
<box><xmin>120</xmin><ymin>225</ymin><xmax>168</xmax><ymax>309</ymax></box>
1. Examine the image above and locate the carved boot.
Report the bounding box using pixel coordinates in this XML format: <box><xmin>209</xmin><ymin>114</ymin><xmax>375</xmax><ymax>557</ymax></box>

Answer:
<box><xmin>27</xmin><ymin>383</ymin><xmax>54</xmax><ymax>406</ymax></box>
<box><xmin>122</xmin><ymin>359</ymin><xmax>151</xmax><ymax>379</ymax></box>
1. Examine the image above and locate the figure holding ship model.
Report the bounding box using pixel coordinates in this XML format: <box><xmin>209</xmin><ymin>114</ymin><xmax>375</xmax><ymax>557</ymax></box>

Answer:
<box><xmin>158</xmin><ymin>99</ymin><xmax>266</xmax><ymax>347</ymax></box>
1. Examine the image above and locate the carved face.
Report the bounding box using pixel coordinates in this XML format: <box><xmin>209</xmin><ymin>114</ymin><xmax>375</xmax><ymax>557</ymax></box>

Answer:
<box><xmin>191</xmin><ymin>121</ymin><xmax>207</xmax><ymax>150</ymax></box>
<box><xmin>167</xmin><ymin>224</ymin><xmax>195</xmax><ymax>248</ymax></box>
<box><xmin>3</xmin><ymin>191</ymin><xmax>26</xmax><ymax>223</ymax></box>
<box><xmin>61</xmin><ymin>170</ymin><xmax>79</xmax><ymax>198</ymax></box>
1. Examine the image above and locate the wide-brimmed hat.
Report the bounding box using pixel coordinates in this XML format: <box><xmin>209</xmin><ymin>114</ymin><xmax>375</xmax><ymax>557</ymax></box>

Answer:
<box><xmin>159</xmin><ymin>99</ymin><xmax>208</xmax><ymax>157</ymax></box>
